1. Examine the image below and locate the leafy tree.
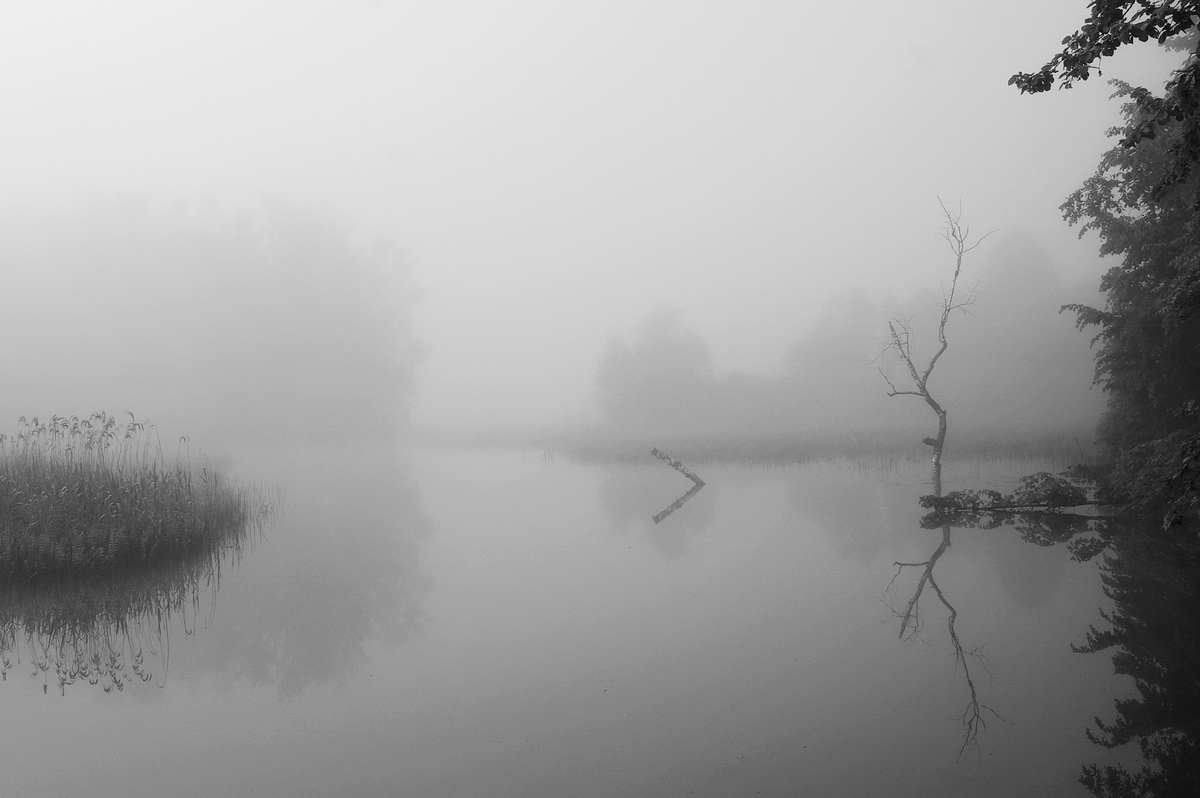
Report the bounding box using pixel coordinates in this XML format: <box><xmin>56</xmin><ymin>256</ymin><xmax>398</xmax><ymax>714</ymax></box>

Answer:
<box><xmin>1058</xmin><ymin>85</ymin><xmax>1200</xmax><ymax>524</ymax></box>
<box><xmin>1012</xmin><ymin>5</ymin><xmax>1200</xmax><ymax>523</ymax></box>
<box><xmin>1011</xmin><ymin>2</ymin><xmax>1200</xmax><ymax>192</ymax></box>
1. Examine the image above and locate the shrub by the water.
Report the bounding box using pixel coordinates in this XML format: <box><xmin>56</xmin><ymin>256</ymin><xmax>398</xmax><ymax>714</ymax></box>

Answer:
<box><xmin>0</xmin><ymin>413</ymin><xmax>265</xmax><ymax>578</ymax></box>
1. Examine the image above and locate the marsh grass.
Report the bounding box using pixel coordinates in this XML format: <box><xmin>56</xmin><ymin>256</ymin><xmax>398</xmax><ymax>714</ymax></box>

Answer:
<box><xmin>0</xmin><ymin>413</ymin><xmax>268</xmax><ymax>579</ymax></box>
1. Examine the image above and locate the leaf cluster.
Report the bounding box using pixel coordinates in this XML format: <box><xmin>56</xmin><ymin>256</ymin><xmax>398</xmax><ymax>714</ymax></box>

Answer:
<box><xmin>1011</xmin><ymin>2</ymin><xmax>1198</xmax><ymax>92</ymax></box>
<box><xmin>1012</xmin><ymin>2</ymin><xmax>1200</xmax><ymax>192</ymax></box>
<box><xmin>918</xmin><ymin>472</ymin><xmax>1112</xmax><ymax>559</ymax></box>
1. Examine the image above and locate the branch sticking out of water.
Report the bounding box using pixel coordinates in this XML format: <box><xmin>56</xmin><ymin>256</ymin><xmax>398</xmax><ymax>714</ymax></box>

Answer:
<box><xmin>650</xmin><ymin>448</ymin><xmax>706</xmax><ymax>524</ymax></box>
<box><xmin>650</xmin><ymin>448</ymin><xmax>705</xmax><ymax>487</ymax></box>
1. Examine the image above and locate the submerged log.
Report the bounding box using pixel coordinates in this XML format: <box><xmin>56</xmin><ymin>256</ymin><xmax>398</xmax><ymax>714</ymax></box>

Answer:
<box><xmin>650</xmin><ymin>447</ymin><xmax>705</xmax><ymax>487</ymax></box>
<box><xmin>649</xmin><ymin>448</ymin><xmax>706</xmax><ymax>524</ymax></box>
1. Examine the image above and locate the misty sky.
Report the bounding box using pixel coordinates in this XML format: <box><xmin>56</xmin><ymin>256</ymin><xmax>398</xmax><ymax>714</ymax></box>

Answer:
<box><xmin>0</xmin><ymin>2</ymin><xmax>1185</xmax><ymax>430</ymax></box>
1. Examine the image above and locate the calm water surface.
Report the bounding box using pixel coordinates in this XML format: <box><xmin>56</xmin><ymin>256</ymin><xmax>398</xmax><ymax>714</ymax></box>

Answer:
<box><xmin>0</xmin><ymin>445</ymin><xmax>1136</xmax><ymax>796</ymax></box>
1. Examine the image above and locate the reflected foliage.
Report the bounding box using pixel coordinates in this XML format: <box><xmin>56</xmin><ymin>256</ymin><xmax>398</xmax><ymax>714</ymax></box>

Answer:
<box><xmin>919</xmin><ymin>469</ymin><xmax>1113</xmax><ymax>562</ymax></box>
<box><xmin>1071</xmin><ymin>525</ymin><xmax>1200</xmax><ymax>797</ymax></box>
<box><xmin>947</xmin><ymin>486</ymin><xmax>1200</xmax><ymax>793</ymax></box>
<box><xmin>0</xmin><ymin>506</ymin><xmax>260</xmax><ymax>694</ymax></box>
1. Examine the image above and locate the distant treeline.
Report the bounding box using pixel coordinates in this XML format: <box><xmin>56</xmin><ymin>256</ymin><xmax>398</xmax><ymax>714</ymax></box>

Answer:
<box><xmin>584</xmin><ymin>231</ymin><xmax>1101</xmax><ymax>463</ymax></box>
<box><xmin>0</xmin><ymin>200</ymin><xmax>420</xmax><ymax>450</ymax></box>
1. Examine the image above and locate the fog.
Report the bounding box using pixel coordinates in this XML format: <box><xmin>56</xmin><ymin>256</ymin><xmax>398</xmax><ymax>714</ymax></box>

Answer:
<box><xmin>0</xmin><ymin>1</ymin><xmax>1182</xmax><ymax>439</ymax></box>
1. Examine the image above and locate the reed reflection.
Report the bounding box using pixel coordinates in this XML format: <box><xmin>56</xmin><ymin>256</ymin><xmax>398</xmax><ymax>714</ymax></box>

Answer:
<box><xmin>0</xmin><ymin>510</ymin><xmax>260</xmax><ymax>694</ymax></box>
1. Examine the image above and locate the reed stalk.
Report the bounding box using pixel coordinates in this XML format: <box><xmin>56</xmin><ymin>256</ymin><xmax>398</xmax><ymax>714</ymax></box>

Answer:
<box><xmin>0</xmin><ymin>413</ymin><xmax>268</xmax><ymax>578</ymax></box>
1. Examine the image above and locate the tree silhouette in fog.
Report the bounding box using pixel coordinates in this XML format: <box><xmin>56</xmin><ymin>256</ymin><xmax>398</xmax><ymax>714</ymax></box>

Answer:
<box><xmin>0</xmin><ymin>200</ymin><xmax>421</xmax><ymax>449</ymax></box>
<box><xmin>596</xmin><ymin>306</ymin><xmax>713</xmax><ymax>431</ymax></box>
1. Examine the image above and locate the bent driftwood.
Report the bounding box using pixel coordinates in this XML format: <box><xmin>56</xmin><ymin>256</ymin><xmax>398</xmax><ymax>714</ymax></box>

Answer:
<box><xmin>650</xmin><ymin>448</ymin><xmax>706</xmax><ymax>524</ymax></box>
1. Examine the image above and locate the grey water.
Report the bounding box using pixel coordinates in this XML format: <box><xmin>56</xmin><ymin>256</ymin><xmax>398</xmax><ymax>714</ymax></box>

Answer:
<box><xmin>0</xmin><ymin>443</ymin><xmax>1133</xmax><ymax>797</ymax></box>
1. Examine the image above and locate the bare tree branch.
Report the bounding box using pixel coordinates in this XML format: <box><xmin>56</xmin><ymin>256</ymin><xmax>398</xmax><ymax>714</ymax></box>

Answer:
<box><xmin>926</xmin><ymin>571</ymin><xmax>1008</xmax><ymax>761</ymax></box>
<box><xmin>878</xmin><ymin>200</ymin><xmax>1001</xmax><ymax>759</ymax></box>
<box><xmin>878</xmin><ymin>200</ymin><xmax>991</xmax><ymax>491</ymax></box>
<box><xmin>886</xmin><ymin>525</ymin><xmax>1007</xmax><ymax>761</ymax></box>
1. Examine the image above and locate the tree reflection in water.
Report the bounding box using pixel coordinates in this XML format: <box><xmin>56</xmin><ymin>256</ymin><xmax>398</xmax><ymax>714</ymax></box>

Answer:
<box><xmin>917</xmin><ymin>469</ymin><xmax>1200</xmax><ymax>793</ymax></box>
<box><xmin>0</xmin><ymin>503</ymin><xmax>264</xmax><ymax>694</ymax></box>
<box><xmin>1070</xmin><ymin>524</ymin><xmax>1200</xmax><ymax>797</ymax></box>
<box><xmin>885</xmin><ymin>522</ymin><xmax>1005</xmax><ymax>761</ymax></box>
<box><xmin>884</xmin><ymin>469</ymin><xmax>1108</xmax><ymax>758</ymax></box>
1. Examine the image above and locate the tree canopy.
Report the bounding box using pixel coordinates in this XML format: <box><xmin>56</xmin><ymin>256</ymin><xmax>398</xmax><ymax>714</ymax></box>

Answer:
<box><xmin>1057</xmin><ymin>82</ymin><xmax>1200</xmax><ymax>525</ymax></box>
<box><xmin>1011</xmin><ymin>5</ymin><xmax>1200</xmax><ymax>525</ymax></box>
<box><xmin>1011</xmin><ymin>2</ymin><xmax>1200</xmax><ymax>190</ymax></box>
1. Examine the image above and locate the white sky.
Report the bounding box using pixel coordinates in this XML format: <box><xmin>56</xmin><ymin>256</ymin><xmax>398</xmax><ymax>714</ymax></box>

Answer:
<box><xmin>0</xmin><ymin>1</ymin><xmax>1185</xmax><ymax>429</ymax></box>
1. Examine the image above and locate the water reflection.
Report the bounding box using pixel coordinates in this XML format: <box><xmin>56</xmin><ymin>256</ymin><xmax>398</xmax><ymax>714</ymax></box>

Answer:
<box><xmin>170</xmin><ymin>447</ymin><xmax>433</xmax><ymax>697</ymax></box>
<box><xmin>599</xmin><ymin>462</ymin><xmax>715</xmax><ymax>558</ymax></box>
<box><xmin>1029</xmin><ymin>520</ymin><xmax>1200</xmax><ymax>796</ymax></box>
<box><xmin>883</xmin><ymin>457</ymin><xmax>1014</xmax><ymax>760</ymax></box>
<box><xmin>920</xmin><ymin>469</ymin><xmax>1200</xmax><ymax>791</ymax></box>
<box><xmin>787</xmin><ymin>463</ymin><xmax>915</xmax><ymax>563</ymax></box>
<box><xmin>885</xmin><ymin>524</ymin><xmax>1005</xmax><ymax>760</ymax></box>
<box><xmin>0</xmin><ymin>444</ymin><xmax>434</xmax><ymax>701</ymax></box>
<box><xmin>0</xmin><ymin>516</ymin><xmax>256</xmax><ymax>694</ymax></box>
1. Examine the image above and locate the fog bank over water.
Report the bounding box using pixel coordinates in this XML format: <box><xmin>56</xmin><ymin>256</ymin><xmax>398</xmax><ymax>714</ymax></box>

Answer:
<box><xmin>0</xmin><ymin>1</ymin><xmax>1185</xmax><ymax>437</ymax></box>
<box><xmin>584</xmin><ymin>229</ymin><xmax>1103</xmax><ymax>448</ymax></box>
<box><xmin>0</xmin><ymin>201</ymin><xmax>418</xmax><ymax>453</ymax></box>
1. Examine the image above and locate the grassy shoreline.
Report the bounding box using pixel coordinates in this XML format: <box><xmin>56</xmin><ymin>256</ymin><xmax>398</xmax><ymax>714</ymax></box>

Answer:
<box><xmin>413</xmin><ymin>423</ymin><xmax>1096</xmax><ymax>467</ymax></box>
<box><xmin>0</xmin><ymin>413</ymin><xmax>270</xmax><ymax>579</ymax></box>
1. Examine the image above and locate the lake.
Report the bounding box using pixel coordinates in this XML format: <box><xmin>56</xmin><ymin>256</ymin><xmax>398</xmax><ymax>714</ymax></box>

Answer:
<box><xmin>0</xmin><ymin>443</ymin><xmax>1142</xmax><ymax>797</ymax></box>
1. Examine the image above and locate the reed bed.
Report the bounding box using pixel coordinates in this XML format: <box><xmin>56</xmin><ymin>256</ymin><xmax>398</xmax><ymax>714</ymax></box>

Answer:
<box><xmin>0</xmin><ymin>413</ymin><xmax>267</xmax><ymax>579</ymax></box>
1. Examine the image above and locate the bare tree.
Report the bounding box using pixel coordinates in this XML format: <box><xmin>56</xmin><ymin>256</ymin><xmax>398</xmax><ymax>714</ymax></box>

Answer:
<box><xmin>881</xmin><ymin>200</ymin><xmax>999</xmax><ymax>759</ymax></box>
<box><xmin>879</xmin><ymin>199</ymin><xmax>990</xmax><ymax>491</ymax></box>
